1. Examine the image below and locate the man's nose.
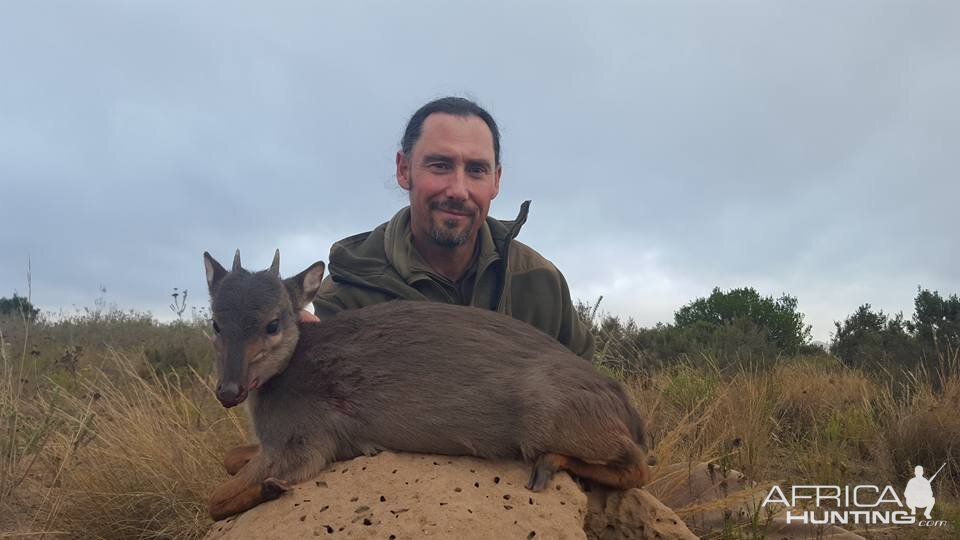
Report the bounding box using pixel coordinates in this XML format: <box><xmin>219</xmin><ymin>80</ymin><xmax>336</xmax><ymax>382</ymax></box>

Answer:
<box><xmin>444</xmin><ymin>168</ymin><xmax>469</xmax><ymax>200</ymax></box>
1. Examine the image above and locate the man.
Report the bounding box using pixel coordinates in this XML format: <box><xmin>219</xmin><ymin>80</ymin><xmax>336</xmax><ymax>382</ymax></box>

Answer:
<box><xmin>311</xmin><ymin>97</ymin><xmax>594</xmax><ymax>360</ymax></box>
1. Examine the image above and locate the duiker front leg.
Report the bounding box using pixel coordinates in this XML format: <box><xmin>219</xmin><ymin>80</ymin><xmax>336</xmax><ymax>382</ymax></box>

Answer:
<box><xmin>209</xmin><ymin>452</ymin><xmax>288</xmax><ymax>520</ymax></box>
<box><xmin>223</xmin><ymin>443</ymin><xmax>260</xmax><ymax>475</ymax></box>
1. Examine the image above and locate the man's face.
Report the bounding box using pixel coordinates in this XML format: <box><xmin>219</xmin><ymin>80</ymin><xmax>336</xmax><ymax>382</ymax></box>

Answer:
<box><xmin>397</xmin><ymin>113</ymin><xmax>501</xmax><ymax>248</ymax></box>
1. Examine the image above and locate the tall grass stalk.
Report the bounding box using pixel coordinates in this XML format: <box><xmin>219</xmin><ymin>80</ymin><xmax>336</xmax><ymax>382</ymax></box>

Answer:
<box><xmin>1</xmin><ymin>262</ymin><xmax>57</xmax><ymax>521</ymax></box>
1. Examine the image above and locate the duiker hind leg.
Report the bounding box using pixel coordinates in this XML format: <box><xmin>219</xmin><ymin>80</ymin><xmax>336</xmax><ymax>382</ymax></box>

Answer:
<box><xmin>557</xmin><ymin>455</ymin><xmax>649</xmax><ymax>490</ymax></box>
<box><xmin>527</xmin><ymin>430</ymin><xmax>649</xmax><ymax>491</ymax></box>
<box><xmin>223</xmin><ymin>443</ymin><xmax>261</xmax><ymax>476</ymax></box>
<box><xmin>527</xmin><ymin>451</ymin><xmax>649</xmax><ymax>492</ymax></box>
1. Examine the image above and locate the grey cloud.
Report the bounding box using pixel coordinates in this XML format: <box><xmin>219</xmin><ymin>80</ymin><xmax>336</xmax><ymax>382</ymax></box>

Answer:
<box><xmin>1</xmin><ymin>1</ymin><xmax>957</xmax><ymax>342</ymax></box>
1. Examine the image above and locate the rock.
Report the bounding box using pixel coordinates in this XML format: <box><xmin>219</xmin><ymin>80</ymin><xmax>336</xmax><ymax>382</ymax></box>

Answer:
<box><xmin>206</xmin><ymin>452</ymin><xmax>585</xmax><ymax>540</ymax></box>
<box><xmin>585</xmin><ymin>488</ymin><xmax>698</xmax><ymax>540</ymax></box>
<box><xmin>205</xmin><ymin>452</ymin><xmax>696</xmax><ymax>540</ymax></box>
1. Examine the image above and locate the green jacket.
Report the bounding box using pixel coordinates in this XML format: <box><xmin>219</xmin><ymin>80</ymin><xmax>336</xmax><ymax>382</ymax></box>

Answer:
<box><xmin>313</xmin><ymin>201</ymin><xmax>595</xmax><ymax>360</ymax></box>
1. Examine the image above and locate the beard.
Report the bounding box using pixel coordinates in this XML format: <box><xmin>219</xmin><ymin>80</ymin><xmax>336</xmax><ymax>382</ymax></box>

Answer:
<box><xmin>428</xmin><ymin>199</ymin><xmax>476</xmax><ymax>248</ymax></box>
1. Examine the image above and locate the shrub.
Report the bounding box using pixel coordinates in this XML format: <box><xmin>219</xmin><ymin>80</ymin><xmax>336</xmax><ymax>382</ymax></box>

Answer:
<box><xmin>0</xmin><ymin>294</ymin><xmax>39</xmax><ymax>321</ymax></box>
<box><xmin>832</xmin><ymin>287</ymin><xmax>959</xmax><ymax>373</ymax></box>
<box><xmin>674</xmin><ymin>287</ymin><xmax>811</xmax><ymax>354</ymax></box>
<box><xmin>831</xmin><ymin>304</ymin><xmax>920</xmax><ymax>370</ymax></box>
<box><xmin>908</xmin><ymin>287</ymin><xmax>960</xmax><ymax>358</ymax></box>
<box><xmin>576</xmin><ymin>301</ymin><xmax>783</xmax><ymax>373</ymax></box>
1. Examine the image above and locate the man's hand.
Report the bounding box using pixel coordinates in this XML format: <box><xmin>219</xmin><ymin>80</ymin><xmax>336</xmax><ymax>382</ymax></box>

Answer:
<box><xmin>299</xmin><ymin>310</ymin><xmax>320</xmax><ymax>323</ymax></box>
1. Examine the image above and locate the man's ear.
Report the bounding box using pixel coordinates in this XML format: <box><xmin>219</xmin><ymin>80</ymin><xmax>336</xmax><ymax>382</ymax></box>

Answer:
<box><xmin>396</xmin><ymin>151</ymin><xmax>411</xmax><ymax>191</ymax></box>
<box><xmin>492</xmin><ymin>164</ymin><xmax>502</xmax><ymax>200</ymax></box>
<box><xmin>284</xmin><ymin>261</ymin><xmax>326</xmax><ymax>309</ymax></box>
<box><xmin>203</xmin><ymin>252</ymin><xmax>228</xmax><ymax>296</ymax></box>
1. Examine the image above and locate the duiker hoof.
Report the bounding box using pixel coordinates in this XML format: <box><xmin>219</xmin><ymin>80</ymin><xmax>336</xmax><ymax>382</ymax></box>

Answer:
<box><xmin>527</xmin><ymin>454</ymin><xmax>564</xmax><ymax>492</ymax></box>
<box><xmin>261</xmin><ymin>478</ymin><xmax>290</xmax><ymax>501</ymax></box>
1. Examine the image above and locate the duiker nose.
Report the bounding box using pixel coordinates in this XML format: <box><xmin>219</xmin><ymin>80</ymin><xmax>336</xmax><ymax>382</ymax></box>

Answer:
<box><xmin>216</xmin><ymin>381</ymin><xmax>246</xmax><ymax>406</ymax></box>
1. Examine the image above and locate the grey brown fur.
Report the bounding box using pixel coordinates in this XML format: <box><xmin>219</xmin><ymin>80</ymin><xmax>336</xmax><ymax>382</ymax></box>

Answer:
<box><xmin>203</xmin><ymin>250</ymin><xmax>650</xmax><ymax>520</ymax></box>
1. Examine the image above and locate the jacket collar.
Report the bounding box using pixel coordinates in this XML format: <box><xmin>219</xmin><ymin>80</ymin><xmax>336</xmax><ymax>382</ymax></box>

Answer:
<box><xmin>327</xmin><ymin>201</ymin><xmax>531</xmax><ymax>298</ymax></box>
<box><xmin>383</xmin><ymin>202</ymin><xmax>530</xmax><ymax>283</ymax></box>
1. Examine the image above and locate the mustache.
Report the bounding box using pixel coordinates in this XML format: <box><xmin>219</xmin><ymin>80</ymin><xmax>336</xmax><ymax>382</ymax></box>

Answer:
<box><xmin>430</xmin><ymin>199</ymin><xmax>476</xmax><ymax>214</ymax></box>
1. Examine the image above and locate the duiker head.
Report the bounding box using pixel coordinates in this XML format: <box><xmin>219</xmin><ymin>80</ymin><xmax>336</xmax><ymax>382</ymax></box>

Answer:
<box><xmin>203</xmin><ymin>249</ymin><xmax>325</xmax><ymax>408</ymax></box>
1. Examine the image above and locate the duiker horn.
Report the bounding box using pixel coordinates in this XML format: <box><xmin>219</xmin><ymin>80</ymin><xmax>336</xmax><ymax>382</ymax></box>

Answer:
<box><xmin>269</xmin><ymin>249</ymin><xmax>280</xmax><ymax>276</ymax></box>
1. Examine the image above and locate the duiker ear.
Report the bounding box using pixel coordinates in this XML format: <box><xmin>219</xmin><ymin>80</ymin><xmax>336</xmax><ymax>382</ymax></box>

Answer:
<box><xmin>203</xmin><ymin>252</ymin><xmax>229</xmax><ymax>296</ymax></box>
<box><xmin>283</xmin><ymin>261</ymin><xmax>326</xmax><ymax>309</ymax></box>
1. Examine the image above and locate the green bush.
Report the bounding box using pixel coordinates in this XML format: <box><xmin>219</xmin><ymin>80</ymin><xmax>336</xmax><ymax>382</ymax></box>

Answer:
<box><xmin>577</xmin><ymin>292</ymin><xmax>798</xmax><ymax>374</ymax></box>
<box><xmin>831</xmin><ymin>287</ymin><xmax>959</xmax><ymax>373</ymax></box>
<box><xmin>830</xmin><ymin>304</ymin><xmax>919</xmax><ymax>370</ymax></box>
<box><xmin>674</xmin><ymin>287</ymin><xmax>811</xmax><ymax>354</ymax></box>
<box><xmin>0</xmin><ymin>294</ymin><xmax>39</xmax><ymax>320</ymax></box>
<box><xmin>908</xmin><ymin>287</ymin><xmax>960</xmax><ymax>357</ymax></box>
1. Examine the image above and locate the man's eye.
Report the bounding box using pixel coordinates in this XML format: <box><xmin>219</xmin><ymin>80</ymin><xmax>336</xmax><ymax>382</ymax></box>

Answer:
<box><xmin>429</xmin><ymin>162</ymin><xmax>450</xmax><ymax>170</ymax></box>
<box><xmin>265</xmin><ymin>319</ymin><xmax>280</xmax><ymax>335</ymax></box>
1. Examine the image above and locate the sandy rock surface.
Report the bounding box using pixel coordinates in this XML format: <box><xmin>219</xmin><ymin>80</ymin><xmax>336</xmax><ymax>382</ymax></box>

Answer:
<box><xmin>205</xmin><ymin>452</ymin><xmax>695</xmax><ymax>540</ymax></box>
<box><xmin>585</xmin><ymin>488</ymin><xmax>697</xmax><ymax>540</ymax></box>
<box><xmin>207</xmin><ymin>452</ymin><xmax>586</xmax><ymax>539</ymax></box>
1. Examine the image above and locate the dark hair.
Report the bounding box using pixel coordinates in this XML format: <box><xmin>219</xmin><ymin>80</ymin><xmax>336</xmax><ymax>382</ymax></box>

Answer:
<box><xmin>401</xmin><ymin>97</ymin><xmax>501</xmax><ymax>165</ymax></box>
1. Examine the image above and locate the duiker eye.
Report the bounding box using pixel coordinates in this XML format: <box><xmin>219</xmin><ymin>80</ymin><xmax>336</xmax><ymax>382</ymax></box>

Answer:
<box><xmin>265</xmin><ymin>319</ymin><xmax>280</xmax><ymax>335</ymax></box>
<box><xmin>212</xmin><ymin>321</ymin><xmax>221</xmax><ymax>334</ymax></box>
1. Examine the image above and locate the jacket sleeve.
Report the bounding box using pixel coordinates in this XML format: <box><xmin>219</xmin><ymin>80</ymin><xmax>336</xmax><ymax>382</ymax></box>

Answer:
<box><xmin>556</xmin><ymin>271</ymin><xmax>596</xmax><ymax>361</ymax></box>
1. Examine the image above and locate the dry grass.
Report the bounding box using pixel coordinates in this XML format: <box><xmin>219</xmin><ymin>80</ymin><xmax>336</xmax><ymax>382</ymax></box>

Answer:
<box><xmin>35</xmin><ymin>352</ymin><xmax>246</xmax><ymax>539</ymax></box>
<box><xmin>1</xmin><ymin>314</ymin><xmax>246</xmax><ymax>539</ymax></box>
<box><xmin>1</xmin><ymin>310</ymin><xmax>958</xmax><ymax>538</ymax></box>
<box><xmin>631</xmin><ymin>352</ymin><xmax>959</xmax><ymax>538</ymax></box>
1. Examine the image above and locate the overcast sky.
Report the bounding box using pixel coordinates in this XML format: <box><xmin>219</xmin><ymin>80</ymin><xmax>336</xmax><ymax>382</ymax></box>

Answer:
<box><xmin>2</xmin><ymin>1</ymin><xmax>958</xmax><ymax>342</ymax></box>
